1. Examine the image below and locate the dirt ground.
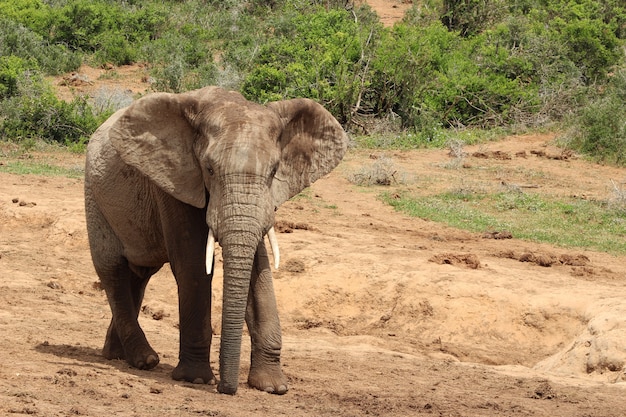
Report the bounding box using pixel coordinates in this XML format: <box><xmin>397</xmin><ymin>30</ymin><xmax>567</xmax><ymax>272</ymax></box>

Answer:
<box><xmin>2</xmin><ymin>2</ymin><xmax>626</xmax><ymax>416</ymax></box>
<box><xmin>3</xmin><ymin>134</ymin><xmax>626</xmax><ymax>417</ymax></box>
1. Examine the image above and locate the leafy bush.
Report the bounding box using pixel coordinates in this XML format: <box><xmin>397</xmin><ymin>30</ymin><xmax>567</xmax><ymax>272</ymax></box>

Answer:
<box><xmin>552</xmin><ymin>17</ymin><xmax>621</xmax><ymax>83</ymax></box>
<box><xmin>241</xmin><ymin>6</ymin><xmax>381</xmax><ymax>123</ymax></box>
<box><xmin>0</xmin><ymin>70</ymin><xmax>104</xmax><ymax>144</ymax></box>
<box><xmin>368</xmin><ymin>20</ymin><xmax>540</xmax><ymax>131</ymax></box>
<box><xmin>0</xmin><ymin>55</ymin><xmax>35</xmax><ymax>99</ymax></box>
<box><xmin>0</xmin><ymin>0</ymin><xmax>52</xmax><ymax>35</ymax></box>
<box><xmin>0</xmin><ymin>17</ymin><xmax>80</xmax><ymax>75</ymax></box>
<box><xmin>142</xmin><ymin>27</ymin><xmax>217</xmax><ymax>93</ymax></box>
<box><xmin>440</xmin><ymin>0</ymin><xmax>508</xmax><ymax>37</ymax></box>
<box><xmin>562</xmin><ymin>69</ymin><xmax>626</xmax><ymax>165</ymax></box>
<box><xmin>51</xmin><ymin>0</ymin><xmax>167</xmax><ymax>66</ymax></box>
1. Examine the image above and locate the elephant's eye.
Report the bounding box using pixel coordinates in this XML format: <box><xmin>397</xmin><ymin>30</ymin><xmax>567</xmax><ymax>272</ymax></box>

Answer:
<box><xmin>270</xmin><ymin>164</ymin><xmax>278</xmax><ymax>178</ymax></box>
<box><xmin>207</xmin><ymin>165</ymin><xmax>214</xmax><ymax>176</ymax></box>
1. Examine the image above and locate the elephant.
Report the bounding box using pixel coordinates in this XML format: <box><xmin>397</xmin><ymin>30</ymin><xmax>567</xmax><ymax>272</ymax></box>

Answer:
<box><xmin>84</xmin><ymin>86</ymin><xmax>347</xmax><ymax>394</ymax></box>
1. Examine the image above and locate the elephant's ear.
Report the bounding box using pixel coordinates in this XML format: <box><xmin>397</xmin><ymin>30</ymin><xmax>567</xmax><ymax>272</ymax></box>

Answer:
<box><xmin>109</xmin><ymin>88</ymin><xmax>215</xmax><ymax>208</ymax></box>
<box><xmin>267</xmin><ymin>99</ymin><xmax>348</xmax><ymax>207</ymax></box>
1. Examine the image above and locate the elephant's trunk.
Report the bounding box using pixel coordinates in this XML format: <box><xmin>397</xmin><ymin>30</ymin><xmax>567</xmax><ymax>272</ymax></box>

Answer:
<box><xmin>218</xmin><ymin>237</ymin><xmax>257</xmax><ymax>394</ymax></box>
<box><xmin>213</xmin><ymin>193</ymin><xmax>270</xmax><ymax>394</ymax></box>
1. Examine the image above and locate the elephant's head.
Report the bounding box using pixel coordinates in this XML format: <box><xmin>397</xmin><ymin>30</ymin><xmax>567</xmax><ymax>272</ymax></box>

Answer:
<box><xmin>107</xmin><ymin>86</ymin><xmax>347</xmax><ymax>393</ymax></box>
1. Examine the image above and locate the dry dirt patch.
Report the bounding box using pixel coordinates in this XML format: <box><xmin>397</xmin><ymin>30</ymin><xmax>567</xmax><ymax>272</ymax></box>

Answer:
<box><xmin>3</xmin><ymin>3</ymin><xmax>626</xmax><ymax>412</ymax></box>
<box><xmin>2</xmin><ymin>133</ymin><xmax>626</xmax><ymax>416</ymax></box>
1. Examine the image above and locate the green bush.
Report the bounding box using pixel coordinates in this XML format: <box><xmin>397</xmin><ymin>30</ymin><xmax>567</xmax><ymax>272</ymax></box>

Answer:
<box><xmin>553</xmin><ymin>17</ymin><xmax>621</xmax><ymax>83</ymax></box>
<box><xmin>241</xmin><ymin>6</ymin><xmax>380</xmax><ymax>123</ymax></box>
<box><xmin>0</xmin><ymin>17</ymin><xmax>80</xmax><ymax>75</ymax></box>
<box><xmin>0</xmin><ymin>0</ymin><xmax>52</xmax><ymax>36</ymax></box>
<box><xmin>0</xmin><ymin>55</ymin><xmax>36</xmax><ymax>99</ymax></box>
<box><xmin>440</xmin><ymin>0</ymin><xmax>508</xmax><ymax>37</ymax></box>
<box><xmin>0</xmin><ymin>70</ymin><xmax>104</xmax><ymax>144</ymax></box>
<box><xmin>562</xmin><ymin>69</ymin><xmax>626</xmax><ymax>164</ymax></box>
<box><xmin>52</xmin><ymin>0</ymin><xmax>167</xmax><ymax>65</ymax></box>
<box><xmin>143</xmin><ymin>28</ymin><xmax>217</xmax><ymax>93</ymax></box>
<box><xmin>369</xmin><ymin>20</ymin><xmax>538</xmax><ymax>130</ymax></box>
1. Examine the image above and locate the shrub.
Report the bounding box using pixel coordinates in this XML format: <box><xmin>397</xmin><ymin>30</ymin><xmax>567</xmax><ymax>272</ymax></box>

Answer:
<box><xmin>553</xmin><ymin>17</ymin><xmax>622</xmax><ymax>83</ymax></box>
<box><xmin>369</xmin><ymin>20</ymin><xmax>539</xmax><ymax>130</ymax></box>
<box><xmin>0</xmin><ymin>70</ymin><xmax>104</xmax><ymax>144</ymax></box>
<box><xmin>142</xmin><ymin>27</ymin><xmax>217</xmax><ymax>93</ymax></box>
<box><xmin>50</xmin><ymin>0</ymin><xmax>167</xmax><ymax>66</ymax></box>
<box><xmin>240</xmin><ymin>6</ymin><xmax>380</xmax><ymax>123</ymax></box>
<box><xmin>0</xmin><ymin>17</ymin><xmax>80</xmax><ymax>75</ymax></box>
<box><xmin>440</xmin><ymin>0</ymin><xmax>508</xmax><ymax>37</ymax></box>
<box><xmin>0</xmin><ymin>55</ymin><xmax>36</xmax><ymax>99</ymax></box>
<box><xmin>0</xmin><ymin>0</ymin><xmax>52</xmax><ymax>36</ymax></box>
<box><xmin>561</xmin><ymin>69</ymin><xmax>626</xmax><ymax>165</ymax></box>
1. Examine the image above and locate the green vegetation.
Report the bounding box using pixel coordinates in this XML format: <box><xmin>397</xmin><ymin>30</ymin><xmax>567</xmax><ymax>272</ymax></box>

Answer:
<box><xmin>0</xmin><ymin>0</ymin><xmax>624</xmax><ymax>155</ymax></box>
<box><xmin>0</xmin><ymin>160</ymin><xmax>84</xmax><ymax>177</ymax></box>
<box><xmin>559</xmin><ymin>68</ymin><xmax>626</xmax><ymax>165</ymax></box>
<box><xmin>381</xmin><ymin>190</ymin><xmax>626</xmax><ymax>254</ymax></box>
<box><xmin>1</xmin><ymin>0</ymin><xmax>625</xmax><ymax>253</ymax></box>
<box><xmin>0</xmin><ymin>65</ymin><xmax>104</xmax><ymax>145</ymax></box>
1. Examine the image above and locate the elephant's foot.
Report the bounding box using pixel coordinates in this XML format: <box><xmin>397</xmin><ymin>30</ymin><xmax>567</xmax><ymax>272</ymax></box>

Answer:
<box><xmin>248</xmin><ymin>365</ymin><xmax>288</xmax><ymax>394</ymax></box>
<box><xmin>172</xmin><ymin>361</ymin><xmax>216</xmax><ymax>385</ymax></box>
<box><xmin>129</xmin><ymin>349</ymin><xmax>160</xmax><ymax>370</ymax></box>
<box><xmin>103</xmin><ymin>335</ymin><xmax>159</xmax><ymax>370</ymax></box>
<box><xmin>102</xmin><ymin>337</ymin><xmax>125</xmax><ymax>360</ymax></box>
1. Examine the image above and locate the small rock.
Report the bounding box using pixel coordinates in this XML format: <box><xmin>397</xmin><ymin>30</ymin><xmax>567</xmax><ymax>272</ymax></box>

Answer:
<box><xmin>18</xmin><ymin>200</ymin><xmax>36</xmax><ymax>207</ymax></box>
<box><xmin>47</xmin><ymin>281</ymin><xmax>62</xmax><ymax>290</ymax></box>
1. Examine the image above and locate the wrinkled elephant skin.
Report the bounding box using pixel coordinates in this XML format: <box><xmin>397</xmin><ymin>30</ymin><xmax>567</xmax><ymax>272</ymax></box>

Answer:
<box><xmin>84</xmin><ymin>86</ymin><xmax>347</xmax><ymax>394</ymax></box>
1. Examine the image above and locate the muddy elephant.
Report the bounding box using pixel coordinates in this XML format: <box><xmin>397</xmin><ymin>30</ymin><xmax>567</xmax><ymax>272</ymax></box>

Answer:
<box><xmin>84</xmin><ymin>86</ymin><xmax>347</xmax><ymax>394</ymax></box>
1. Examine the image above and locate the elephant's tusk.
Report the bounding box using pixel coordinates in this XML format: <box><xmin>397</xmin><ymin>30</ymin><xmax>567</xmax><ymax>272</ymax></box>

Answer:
<box><xmin>206</xmin><ymin>229</ymin><xmax>215</xmax><ymax>275</ymax></box>
<box><xmin>267</xmin><ymin>227</ymin><xmax>280</xmax><ymax>270</ymax></box>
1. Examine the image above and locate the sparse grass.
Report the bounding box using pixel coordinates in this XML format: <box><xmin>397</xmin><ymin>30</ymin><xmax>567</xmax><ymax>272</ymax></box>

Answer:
<box><xmin>442</xmin><ymin>138</ymin><xmax>468</xmax><ymax>169</ymax></box>
<box><xmin>347</xmin><ymin>155</ymin><xmax>410</xmax><ymax>186</ymax></box>
<box><xmin>90</xmin><ymin>86</ymin><xmax>134</xmax><ymax>114</ymax></box>
<box><xmin>290</xmin><ymin>188</ymin><xmax>313</xmax><ymax>202</ymax></box>
<box><xmin>352</xmin><ymin>128</ymin><xmax>507</xmax><ymax>150</ymax></box>
<box><xmin>0</xmin><ymin>160</ymin><xmax>84</xmax><ymax>177</ymax></box>
<box><xmin>0</xmin><ymin>141</ymin><xmax>85</xmax><ymax>177</ymax></box>
<box><xmin>609</xmin><ymin>179</ymin><xmax>626</xmax><ymax>213</ymax></box>
<box><xmin>380</xmin><ymin>189</ymin><xmax>626</xmax><ymax>254</ymax></box>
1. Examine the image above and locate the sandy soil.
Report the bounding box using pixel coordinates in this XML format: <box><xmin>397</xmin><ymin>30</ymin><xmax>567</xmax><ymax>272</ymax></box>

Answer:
<box><xmin>2</xmin><ymin>133</ymin><xmax>626</xmax><ymax>416</ymax></box>
<box><xmin>2</xmin><ymin>2</ymin><xmax>626</xmax><ymax>416</ymax></box>
<box><xmin>356</xmin><ymin>0</ymin><xmax>413</xmax><ymax>26</ymax></box>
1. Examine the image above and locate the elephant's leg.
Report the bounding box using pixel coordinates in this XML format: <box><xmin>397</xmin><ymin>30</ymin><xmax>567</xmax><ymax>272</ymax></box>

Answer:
<box><xmin>170</xmin><ymin>259</ymin><xmax>216</xmax><ymax>385</ymax></box>
<box><xmin>99</xmin><ymin>260</ymin><xmax>160</xmax><ymax>370</ymax></box>
<box><xmin>162</xmin><ymin>201</ymin><xmax>215</xmax><ymax>384</ymax></box>
<box><xmin>246</xmin><ymin>242</ymin><xmax>288</xmax><ymax>394</ymax></box>
<box><xmin>87</xmin><ymin>200</ymin><xmax>159</xmax><ymax>370</ymax></box>
<box><xmin>103</xmin><ymin>265</ymin><xmax>159</xmax><ymax>362</ymax></box>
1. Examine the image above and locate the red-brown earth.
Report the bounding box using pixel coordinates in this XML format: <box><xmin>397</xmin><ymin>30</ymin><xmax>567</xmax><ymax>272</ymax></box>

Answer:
<box><xmin>2</xmin><ymin>2</ymin><xmax>626</xmax><ymax>416</ymax></box>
